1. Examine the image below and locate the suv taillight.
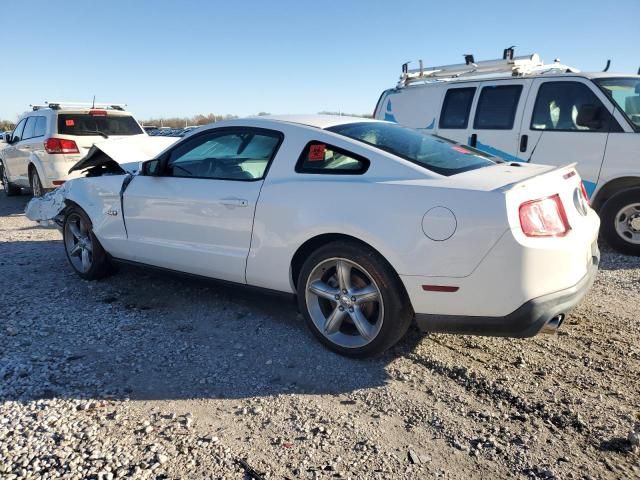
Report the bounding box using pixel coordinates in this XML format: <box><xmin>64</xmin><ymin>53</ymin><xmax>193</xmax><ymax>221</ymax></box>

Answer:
<box><xmin>519</xmin><ymin>194</ymin><xmax>571</xmax><ymax>237</ymax></box>
<box><xmin>45</xmin><ymin>138</ymin><xmax>79</xmax><ymax>154</ymax></box>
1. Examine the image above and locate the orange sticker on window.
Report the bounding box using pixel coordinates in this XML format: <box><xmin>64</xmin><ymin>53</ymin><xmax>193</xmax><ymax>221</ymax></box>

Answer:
<box><xmin>65</xmin><ymin>119</ymin><xmax>75</xmax><ymax>127</ymax></box>
<box><xmin>308</xmin><ymin>143</ymin><xmax>326</xmax><ymax>161</ymax></box>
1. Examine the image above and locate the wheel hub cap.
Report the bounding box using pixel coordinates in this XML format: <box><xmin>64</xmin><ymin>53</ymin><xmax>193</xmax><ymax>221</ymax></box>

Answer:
<box><xmin>630</xmin><ymin>214</ymin><xmax>640</xmax><ymax>233</ymax></box>
<box><xmin>306</xmin><ymin>258</ymin><xmax>384</xmax><ymax>349</ymax></box>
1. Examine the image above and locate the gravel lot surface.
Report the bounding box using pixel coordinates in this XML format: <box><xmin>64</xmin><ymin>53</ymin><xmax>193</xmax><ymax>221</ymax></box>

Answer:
<box><xmin>1</xmin><ymin>189</ymin><xmax>639</xmax><ymax>479</ymax></box>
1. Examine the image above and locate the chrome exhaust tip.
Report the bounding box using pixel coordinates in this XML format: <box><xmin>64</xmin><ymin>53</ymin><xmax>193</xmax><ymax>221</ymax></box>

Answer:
<box><xmin>541</xmin><ymin>314</ymin><xmax>565</xmax><ymax>334</ymax></box>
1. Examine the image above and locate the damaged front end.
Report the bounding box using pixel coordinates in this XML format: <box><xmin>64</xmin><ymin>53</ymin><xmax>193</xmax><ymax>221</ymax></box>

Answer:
<box><xmin>24</xmin><ymin>136</ymin><xmax>177</xmax><ymax>227</ymax></box>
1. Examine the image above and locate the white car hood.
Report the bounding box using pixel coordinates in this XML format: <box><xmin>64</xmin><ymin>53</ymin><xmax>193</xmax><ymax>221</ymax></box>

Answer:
<box><xmin>68</xmin><ymin>135</ymin><xmax>178</xmax><ymax>174</ymax></box>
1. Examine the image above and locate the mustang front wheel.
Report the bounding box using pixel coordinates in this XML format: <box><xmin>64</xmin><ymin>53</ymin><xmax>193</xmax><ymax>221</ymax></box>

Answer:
<box><xmin>63</xmin><ymin>207</ymin><xmax>113</xmax><ymax>280</ymax></box>
<box><xmin>298</xmin><ymin>241</ymin><xmax>413</xmax><ymax>357</ymax></box>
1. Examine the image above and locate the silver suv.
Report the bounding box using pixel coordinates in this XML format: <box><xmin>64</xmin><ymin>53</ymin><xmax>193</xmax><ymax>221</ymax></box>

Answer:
<box><xmin>1</xmin><ymin>102</ymin><xmax>146</xmax><ymax>196</ymax></box>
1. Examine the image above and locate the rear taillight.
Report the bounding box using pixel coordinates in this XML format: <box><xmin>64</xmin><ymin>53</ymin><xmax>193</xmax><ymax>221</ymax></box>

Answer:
<box><xmin>519</xmin><ymin>194</ymin><xmax>571</xmax><ymax>237</ymax></box>
<box><xmin>89</xmin><ymin>109</ymin><xmax>107</xmax><ymax>116</ymax></box>
<box><xmin>579</xmin><ymin>181</ymin><xmax>591</xmax><ymax>206</ymax></box>
<box><xmin>45</xmin><ymin>138</ymin><xmax>79</xmax><ymax>154</ymax></box>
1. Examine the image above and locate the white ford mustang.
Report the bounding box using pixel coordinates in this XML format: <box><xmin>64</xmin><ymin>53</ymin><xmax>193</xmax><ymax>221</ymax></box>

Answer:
<box><xmin>42</xmin><ymin>115</ymin><xmax>600</xmax><ymax>357</ymax></box>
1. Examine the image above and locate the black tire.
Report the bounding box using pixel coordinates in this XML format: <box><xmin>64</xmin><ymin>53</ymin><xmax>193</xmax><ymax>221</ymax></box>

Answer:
<box><xmin>600</xmin><ymin>187</ymin><xmax>640</xmax><ymax>256</ymax></box>
<box><xmin>63</xmin><ymin>206</ymin><xmax>114</xmax><ymax>280</ymax></box>
<box><xmin>297</xmin><ymin>240</ymin><xmax>413</xmax><ymax>358</ymax></box>
<box><xmin>1</xmin><ymin>165</ymin><xmax>21</xmax><ymax>196</ymax></box>
<box><xmin>29</xmin><ymin>167</ymin><xmax>45</xmax><ymax>197</ymax></box>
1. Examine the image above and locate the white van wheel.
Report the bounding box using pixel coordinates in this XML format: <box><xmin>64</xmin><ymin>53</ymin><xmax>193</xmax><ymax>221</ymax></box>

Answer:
<box><xmin>601</xmin><ymin>188</ymin><xmax>640</xmax><ymax>256</ymax></box>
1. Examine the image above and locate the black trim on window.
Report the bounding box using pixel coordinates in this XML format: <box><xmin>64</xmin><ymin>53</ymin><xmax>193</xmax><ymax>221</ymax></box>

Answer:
<box><xmin>473</xmin><ymin>84</ymin><xmax>523</xmax><ymax>130</ymax></box>
<box><xmin>439</xmin><ymin>87</ymin><xmax>476</xmax><ymax>129</ymax></box>
<box><xmin>155</xmin><ymin>126</ymin><xmax>285</xmax><ymax>182</ymax></box>
<box><xmin>295</xmin><ymin>141</ymin><xmax>370</xmax><ymax>175</ymax></box>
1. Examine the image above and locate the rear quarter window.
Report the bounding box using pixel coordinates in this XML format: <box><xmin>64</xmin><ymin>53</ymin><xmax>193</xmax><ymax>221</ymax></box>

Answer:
<box><xmin>57</xmin><ymin>114</ymin><xmax>143</xmax><ymax>136</ymax></box>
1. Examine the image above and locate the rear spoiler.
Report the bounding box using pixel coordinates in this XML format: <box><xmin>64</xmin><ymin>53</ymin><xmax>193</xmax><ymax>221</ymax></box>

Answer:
<box><xmin>497</xmin><ymin>163</ymin><xmax>579</xmax><ymax>193</ymax></box>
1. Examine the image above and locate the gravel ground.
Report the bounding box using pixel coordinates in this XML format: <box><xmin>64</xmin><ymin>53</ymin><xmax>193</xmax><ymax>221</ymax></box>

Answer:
<box><xmin>1</xmin><ymin>190</ymin><xmax>639</xmax><ymax>479</ymax></box>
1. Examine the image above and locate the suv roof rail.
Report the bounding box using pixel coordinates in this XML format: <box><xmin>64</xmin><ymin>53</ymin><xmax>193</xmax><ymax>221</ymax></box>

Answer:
<box><xmin>30</xmin><ymin>101</ymin><xmax>128</xmax><ymax>111</ymax></box>
<box><xmin>398</xmin><ymin>48</ymin><xmax>579</xmax><ymax>87</ymax></box>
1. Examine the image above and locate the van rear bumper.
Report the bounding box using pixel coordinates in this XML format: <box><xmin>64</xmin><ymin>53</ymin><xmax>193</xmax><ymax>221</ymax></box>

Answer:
<box><xmin>414</xmin><ymin>248</ymin><xmax>599</xmax><ymax>337</ymax></box>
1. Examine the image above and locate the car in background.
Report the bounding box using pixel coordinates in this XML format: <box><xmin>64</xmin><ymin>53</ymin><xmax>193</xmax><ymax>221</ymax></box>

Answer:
<box><xmin>37</xmin><ymin>115</ymin><xmax>599</xmax><ymax>357</ymax></box>
<box><xmin>1</xmin><ymin>102</ymin><xmax>147</xmax><ymax>197</ymax></box>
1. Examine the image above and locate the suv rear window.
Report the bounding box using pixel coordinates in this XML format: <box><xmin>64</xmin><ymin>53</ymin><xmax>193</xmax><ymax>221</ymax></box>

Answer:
<box><xmin>57</xmin><ymin>114</ymin><xmax>143</xmax><ymax>136</ymax></box>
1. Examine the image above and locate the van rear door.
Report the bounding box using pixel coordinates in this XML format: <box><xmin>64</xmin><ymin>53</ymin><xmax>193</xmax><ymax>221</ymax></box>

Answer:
<box><xmin>516</xmin><ymin>78</ymin><xmax>619</xmax><ymax>197</ymax></box>
<box><xmin>465</xmin><ymin>79</ymin><xmax>530</xmax><ymax>162</ymax></box>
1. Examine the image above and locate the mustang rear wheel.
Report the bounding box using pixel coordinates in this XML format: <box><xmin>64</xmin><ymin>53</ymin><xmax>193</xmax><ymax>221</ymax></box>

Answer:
<box><xmin>297</xmin><ymin>240</ymin><xmax>413</xmax><ymax>357</ymax></box>
<box><xmin>63</xmin><ymin>207</ymin><xmax>113</xmax><ymax>280</ymax></box>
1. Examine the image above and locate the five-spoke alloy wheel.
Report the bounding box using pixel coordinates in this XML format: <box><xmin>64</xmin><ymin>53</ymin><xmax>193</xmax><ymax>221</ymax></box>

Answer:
<box><xmin>298</xmin><ymin>240</ymin><xmax>413</xmax><ymax>357</ymax></box>
<box><xmin>63</xmin><ymin>207</ymin><xmax>112</xmax><ymax>280</ymax></box>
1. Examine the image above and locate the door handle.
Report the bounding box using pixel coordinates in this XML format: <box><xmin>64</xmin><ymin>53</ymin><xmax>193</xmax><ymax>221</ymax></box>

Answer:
<box><xmin>220</xmin><ymin>198</ymin><xmax>248</xmax><ymax>207</ymax></box>
<box><xmin>469</xmin><ymin>133</ymin><xmax>477</xmax><ymax>148</ymax></box>
<box><xmin>519</xmin><ymin>134</ymin><xmax>528</xmax><ymax>153</ymax></box>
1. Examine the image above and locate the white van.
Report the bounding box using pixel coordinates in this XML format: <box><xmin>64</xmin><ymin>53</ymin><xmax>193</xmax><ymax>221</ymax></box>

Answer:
<box><xmin>374</xmin><ymin>52</ymin><xmax>640</xmax><ymax>255</ymax></box>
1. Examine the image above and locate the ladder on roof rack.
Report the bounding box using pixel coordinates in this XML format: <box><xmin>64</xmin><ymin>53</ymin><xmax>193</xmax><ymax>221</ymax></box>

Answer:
<box><xmin>30</xmin><ymin>101</ymin><xmax>128</xmax><ymax>111</ymax></box>
<box><xmin>398</xmin><ymin>50</ymin><xmax>579</xmax><ymax>87</ymax></box>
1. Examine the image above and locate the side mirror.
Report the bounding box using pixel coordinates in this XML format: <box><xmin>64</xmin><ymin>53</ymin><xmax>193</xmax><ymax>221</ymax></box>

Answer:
<box><xmin>576</xmin><ymin>103</ymin><xmax>603</xmax><ymax>130</ymax></box>
<box><xmin>3</xmin><ymin>133</ymin><xmax>12</xmax><ymax>143</ymax></box>
<box><xmin>141</xmin><ymin>158</ymin><xmax>161</xmax><ymax>176</ymax></box>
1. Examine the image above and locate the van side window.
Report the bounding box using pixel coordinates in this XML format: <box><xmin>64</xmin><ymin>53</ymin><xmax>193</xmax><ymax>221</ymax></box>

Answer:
<box><xmin>473</xmin><ymin>85</ymin><xmax>523</xmax><ymax>130</ymax></box>
<box><xmin>295</xmin><ymin>142</ymin><xmax>369</xmax><ymax>174</ymax></box>
<box><xmin>439</xmin><ymin>88</ymin><xmax>475</xmax><ymax>129</ymax></box>
<box><xmin>531</xmin><ymin>81</ymin><xmax>618</xmax><ymax>132</ymax></box>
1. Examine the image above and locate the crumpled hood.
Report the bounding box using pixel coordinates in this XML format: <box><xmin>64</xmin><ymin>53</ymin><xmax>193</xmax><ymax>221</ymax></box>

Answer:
<box><xmin>68</xmin><ymin>136</ymin><xmax>178</xmax><ymax>174</ymax></box>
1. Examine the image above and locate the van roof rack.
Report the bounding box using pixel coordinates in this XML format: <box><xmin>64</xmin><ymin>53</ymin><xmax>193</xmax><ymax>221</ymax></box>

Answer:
<box><xmin>30</xmin><ymin>101</ymin><xmax>128</xmax><ymax>111</ymax></box>
<box><xmin>398</xmin><ymin>49</ymin><xmax>579</xmax><ymax>87</ymax></box>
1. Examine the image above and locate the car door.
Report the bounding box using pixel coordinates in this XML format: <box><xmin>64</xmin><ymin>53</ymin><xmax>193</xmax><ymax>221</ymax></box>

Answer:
<box><xmin>122</xmin><ymin>127</ymin><xmax>283</xmax><ymax>283</ymax></box>
<box><xmin>516</xmin><ymin>78</ymin><xmax>620</xmax><ymax>197</ymax></box>
<box><xmin>467</xmin><ymin>80</ymin><xmax>529</xmax><ymax>161</ymax></box>
<box><xmin>2</xmin><ymin>119</ymin><xmax>27</xmax><ymax>185</ymax></box>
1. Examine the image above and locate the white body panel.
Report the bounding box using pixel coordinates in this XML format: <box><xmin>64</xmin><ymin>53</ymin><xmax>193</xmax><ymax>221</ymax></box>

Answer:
<box><xmin>52</xmin><ymin>116</ymin><xmax>599</xmax><ymax>324</ymax></box>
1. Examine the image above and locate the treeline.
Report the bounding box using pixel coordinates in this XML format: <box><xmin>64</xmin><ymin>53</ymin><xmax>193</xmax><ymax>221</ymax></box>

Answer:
<box><xmin>0</xmin><ymin>120</ymin><xmax>15</xmax><ymax>131</ymax></box>
<box><xmin>142</xmin><ymin>111</ymin><xmax>371</xmax><ymax>128</ymax></box>
<box><xmin>0</xmin><ymin>111</ymin><xmax>372</xmax><ymax>132</ymax></box>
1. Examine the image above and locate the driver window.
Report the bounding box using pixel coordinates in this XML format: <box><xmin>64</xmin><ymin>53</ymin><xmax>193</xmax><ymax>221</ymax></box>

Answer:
<box><xmin>531</xmin><ymin>82</ymin><xmax>613</xmax><ymax>132</ymax></box>
<box><xmin>166</xmin><ymin>130</ymin><xmax>281</xmax><ymax>181</ymax></box>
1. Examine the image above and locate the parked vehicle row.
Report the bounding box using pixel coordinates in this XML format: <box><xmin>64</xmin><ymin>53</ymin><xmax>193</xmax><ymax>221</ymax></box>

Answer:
<box><xmin>374</xmin><ymin>51</ymin><xmax>640</xmax><ymax>254</ymax></box>
<box><xmin>31</xmin><ymin>115</ymin><xmax>599</xmax><ymax>356</ymax></box>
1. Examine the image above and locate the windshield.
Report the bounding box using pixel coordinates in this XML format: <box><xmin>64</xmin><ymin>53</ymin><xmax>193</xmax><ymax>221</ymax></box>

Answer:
<box><xmin>595</xmin><ymin>77</ymin><xmax>640</xmax><ymax>131</ymax></box>
<box><xmin>327</xmin><ymin>122</ymin><xmax>497</xmax><ymax>176</ymax></box>
<box><xmin>57</xmin><ymin>114</ymin><xmax>144</xmax><ymax>136</ymax></box>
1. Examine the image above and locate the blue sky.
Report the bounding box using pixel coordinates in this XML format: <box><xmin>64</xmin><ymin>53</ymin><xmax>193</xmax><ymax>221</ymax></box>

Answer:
<box><xmin>2</xmin><ymin>0</ymin><xmax>638</xmax><ymax>121</ymax></box>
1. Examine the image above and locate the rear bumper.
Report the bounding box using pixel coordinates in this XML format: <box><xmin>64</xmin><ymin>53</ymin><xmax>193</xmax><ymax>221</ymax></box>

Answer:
<box><xmin>415</xmin><ymin>246</ymin><xmax>599</xmax><ymax>337</ymax></box>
